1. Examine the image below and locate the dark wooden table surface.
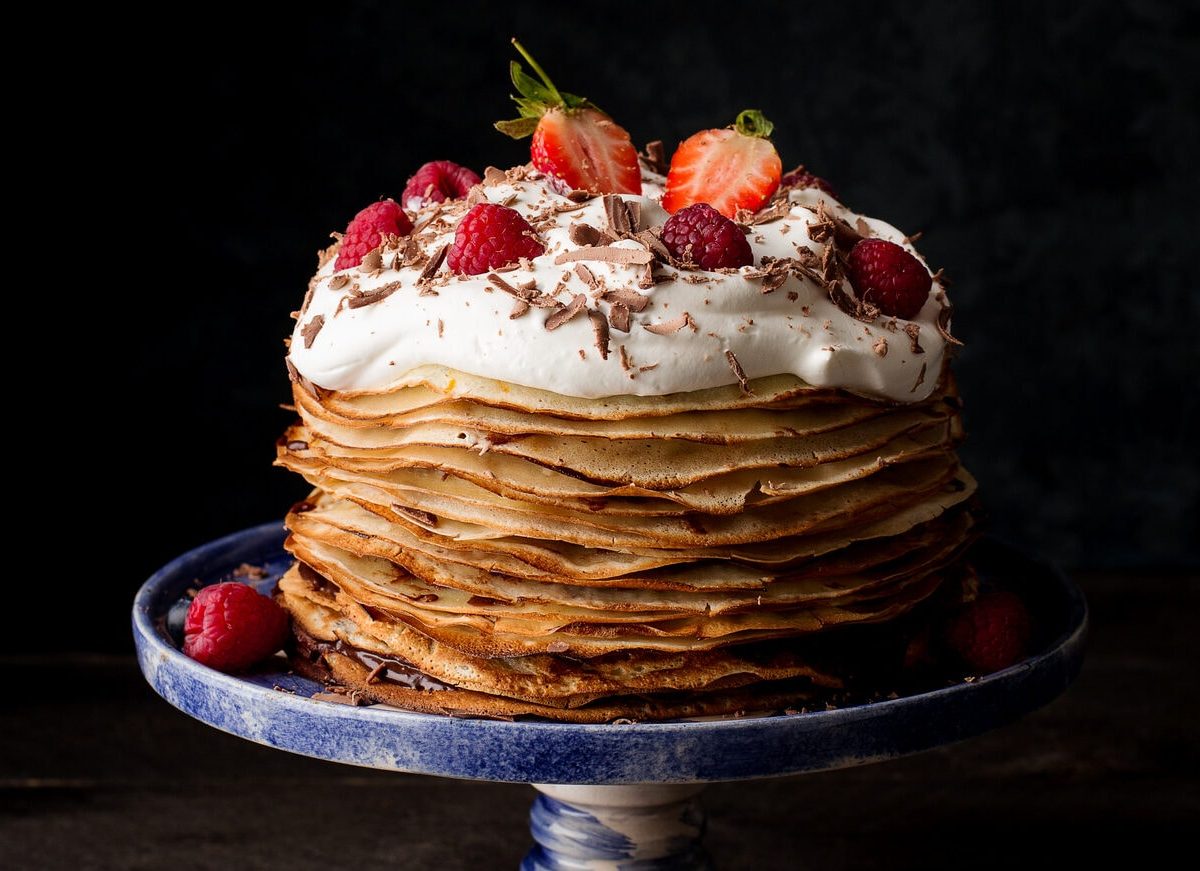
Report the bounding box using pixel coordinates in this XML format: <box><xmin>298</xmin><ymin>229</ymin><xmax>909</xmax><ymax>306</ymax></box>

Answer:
<box><xmin>3</xmin><ymin>572</ymin><xmax>1196</xmax><ymax>870</ymax></box>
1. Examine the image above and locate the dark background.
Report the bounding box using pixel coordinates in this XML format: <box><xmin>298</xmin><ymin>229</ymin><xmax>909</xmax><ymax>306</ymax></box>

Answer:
<box><xmin>45</xmin><ymin>0</ymin><xmax>1198</xmax><ymax>653</ymax></box>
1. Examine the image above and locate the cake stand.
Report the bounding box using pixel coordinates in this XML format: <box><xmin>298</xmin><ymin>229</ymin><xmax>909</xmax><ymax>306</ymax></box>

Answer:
<box><xmin>133</xmin><ymin>523</ymin><xmax>1086</xmax><ymax>870</ymax></box>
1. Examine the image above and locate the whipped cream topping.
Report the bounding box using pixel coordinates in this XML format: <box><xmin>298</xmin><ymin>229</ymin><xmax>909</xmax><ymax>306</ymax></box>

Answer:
<box><xmin>288</xmin><ymin>168</ymin><xmax>952</xmax><ymax>402</ymax></box>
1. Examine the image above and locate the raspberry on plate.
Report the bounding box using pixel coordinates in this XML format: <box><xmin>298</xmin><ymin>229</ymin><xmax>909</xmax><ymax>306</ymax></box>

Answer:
<box><xmin>402</xmin><ymin>160</ymin><xmax>482</xmax><ymax>211</ymax></box>
<box><xmin>845</xmin><ymin>238</ymin><xmax>933</xmax><ymax>320</ymax></box>
<box><xmin>183</xmin><ymin>582</ymin><xmax>290</xmax><ymax>673</ymax></box>
<box><xmin>446</xmin><ymin>203</ymin><xmax>545</xmax><ymax>275</ymax></box>
<box><xmin>661</xmin><ymin>203</ymin><xmax>754</xmax><ymax>270</ymax></box>
<box><xmin>335</xmin><ymin>200</ymin><xmax>414</xmax><ymax>271</ymax></box>
<box><xmin>944</xmin><ymin>590</ymin><xmax>1033</xmax><ymax>674</ymax></box>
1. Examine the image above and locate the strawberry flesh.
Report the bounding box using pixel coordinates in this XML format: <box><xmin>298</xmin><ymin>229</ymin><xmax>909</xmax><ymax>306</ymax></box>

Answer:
<box><xmin>532</xmin><ymin>108</ymin><xmax>641</xmax><ymax>195</ymax></box>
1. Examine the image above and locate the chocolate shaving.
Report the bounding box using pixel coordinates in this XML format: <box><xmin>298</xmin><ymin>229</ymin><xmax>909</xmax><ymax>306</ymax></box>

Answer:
<box><xmin>569</xmin><ymin>223</ymin><xmax>607</xmax><ymax>247</ymax></box>
<box><xmin>300</xmin><ymin>315</ymin><xmax>325</xmax><ymax>348</ymax></box>
<box><xmin>418</xmin><ymin>244</ymin><xmax>448</xmax><ymax>283</ymax></box>
<box><xmin>465</xmin><ymin>185</ymin><xmax>487</xmax><ymax>207</ymax></box>
<box><xmin>618</xmin><ymin>344</ymin><xmax>632</xmax><ymax>371</ymax></box>
<box><xmin>639</xmin><ymin>140</ymin><xmax>667</xmax><ymax>176</ymax></box>
<box><xmin>935</xmin><ymin>298</ymin><xmax>964</xmax><ymax>347</ymax></box>
<box><xmin>634</xmin><ymin>229</ymin><xmax>673</xmax><ymax>263</ymax></box>
<box><xmin>602</xmin><ymin>195</ymin><xmax>642</xmax><ymax>237</ymax></box>
<box><xmin>573</xmin><ymin>263</ymin><xmax>598</xmax><ymax>289</ymax></box>
<box><xmin>544</xmin><ymin>294</ymin><xmax>587</xmax><ymax>331</ymax></box>
<box><xmin>911</xmin><ymin>362</ymin><xmax>927</xmax><ymax>393</ymax></box>
<box><xmin>587</xmin><ymin>310</ymin><xmax>610</xmax><ymax>360</ymax></box>
<box><xmin>329</xmin><ymin>274</ymin><xmax>350</xmax><ymax>291</ymax></box>
<box><xmin>509</xmin><ymin>299</ymin><xmax>530</xmax><ymax>319</ymax></box>
<box><xmin>735</xmin><ymin>198</ymin><xmax>793</xmax><ymax>226</ymax></box>
<box><xmin>285</xmin><ymin>358</ymin><xmax>322</xmax><ymax>398</ymax></box>
<box><xmin>807</xmin><ymin>202</ymin><xmax>863</xmax><ymax>250</ymax></box>
<box><xmin>855</xmin><ymin>217</ymin><xmax>873</xmax><ymax>237</ymax></box>
<box><xmin>873</xmin><ymin>337</ymin><xmax>889</xmax><ymax>357</ymax></box>
<box><xmin>725</xmin><ymin>350</ymin><xmax>753</xmax><ymax>394</ymax></box>
<box><xmin>904</xmin><ymin>323</ymin><xmax>924</xmax><ymax>354</ymax></box>
<box><xmin>393</xmin><ymin>504</ymin><xmax>438</xmax><ymax>527</ymax></box>
<box><xmin>566</xmin><ymin>189</ymin><xmax>595</xmax><ymax>202</ymax></box>
<box><xmin>601</xmin><ymin>289</ymin><xmax>650</xmax><ymax>312</ymax></box>
<box><xmin>347</xmin><ymin>281</ymin><xmax>402</xmax><ymax>309</ymax></box>
<box><xmin>554</xmin><ymin>246</ymin><xmax>653</xmax><ymax>266</ymax></box>
<box><xmin>488</xmin><ymin>272</ymin><xmax>536</xmax><ymax>301</ymax></box>
<box><xmin>483</xmin><ymin>166</ymin><xmax>507</xmax><ymax>186</ymax></box>
<box><xmin>437</xmin><ymin>318</ymin><xmax>444</xmax><ymax>338</ymax></box>
<box><xmin>609</xmin><ymin>303</ymin><xmax>631</xmax><ymax>333</ymax></box>
<box><xmin>358</xmin><ymin>249</ymin><xmax>384</xmax><ymax>273</ymax></box>
<box><xmin>643</xmin><ymin>312</ymin><xmax>697</xmax><ymax>335</ymax></box>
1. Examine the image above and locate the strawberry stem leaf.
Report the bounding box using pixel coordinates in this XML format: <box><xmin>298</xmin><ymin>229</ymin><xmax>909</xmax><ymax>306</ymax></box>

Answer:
<box><xmin>496</xmin><ymin>38</ymin><xmax>597</xmax><ymax>139</ymax></box>
<box><xmin>511</xmin><ymin>39</ymin><xmax>565</xmax><ymax>106</ymax></box>
<box><xmin>734</xmin><ymin>109</ymin><xmax>774</xmax><ymax>139</ymax></box>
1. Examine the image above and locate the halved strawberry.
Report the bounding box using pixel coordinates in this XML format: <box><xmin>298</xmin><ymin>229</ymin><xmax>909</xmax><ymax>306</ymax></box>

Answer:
<box><xmin>495</xmin><ymin>39</ymin><xmax>640</xmax><ymax>195</ymax></box>
<box><xmin>661</xmin><ymin>110</ymin><xmax>782</xmax><ymax>217</ymax></box>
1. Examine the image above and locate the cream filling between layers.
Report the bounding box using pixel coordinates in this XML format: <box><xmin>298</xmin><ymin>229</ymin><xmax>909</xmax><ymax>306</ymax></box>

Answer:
<box><xmin>288</xmin><ymin>172</ymin><xmax>948</xmax><ymax>402</ymax></box>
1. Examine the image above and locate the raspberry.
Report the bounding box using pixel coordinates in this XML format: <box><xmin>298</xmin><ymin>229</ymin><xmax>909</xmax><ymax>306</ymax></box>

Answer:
<box><xmin>660</xmin><ymin>203</ymin><xmax>754</xmax><ymax>270</ymax></box>
<box><xmin>446</xmin><ymin>203</ymin><xmax>545</xmax><ymax>275</ymax></box>
<box><xmin>335</xmin><ymin>200</ymin><xmax>414</xmax><ymax>271</ymax></box>
<box><xmin>183</xmin><ymin>582</ymin><xmax>290</xmax><ymax>673</ymax></box>
<box><xmin>944</xmin><ymin>591</ymin><xmax>1033</xmax><ymax>675</ymax></box>
<box><xmin>845</xmin><ymin>238</ymin><xmax>932</xmax><ymax>320</ymax></box>
<box><xmin>401</xmin><ymin>160</ymin><xmax>482</xmax><ymax>211</ymax></box>
<box><xmin>781</xmin><ymin>167</ymin><xmax>837</xmax><ymax>198</ymax></box>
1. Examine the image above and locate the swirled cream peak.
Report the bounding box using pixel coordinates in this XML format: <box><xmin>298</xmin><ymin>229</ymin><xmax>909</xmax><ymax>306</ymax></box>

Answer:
<box><xmin>288</xmin><ymin>167</ymin><xmax>954</xmax><ymax>401</ymax></box>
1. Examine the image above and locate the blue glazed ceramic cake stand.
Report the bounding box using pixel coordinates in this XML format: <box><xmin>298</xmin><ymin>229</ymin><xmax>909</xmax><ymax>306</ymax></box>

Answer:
<box><xmin>133</xmin><ymin>523</ymin><xmax>1086</xmax><ymax>870</ymax></box>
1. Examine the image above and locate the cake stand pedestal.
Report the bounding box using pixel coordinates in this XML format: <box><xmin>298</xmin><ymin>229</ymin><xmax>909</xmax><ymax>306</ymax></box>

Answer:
<box><xmin>133</xmin><ymin>523</ymin><xmax>1086</xmax><ymax>870</ymax></box>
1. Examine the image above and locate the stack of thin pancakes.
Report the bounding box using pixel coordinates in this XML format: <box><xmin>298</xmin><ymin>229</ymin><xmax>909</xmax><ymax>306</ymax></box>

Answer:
<box><xmin>275</xmin><ymin>364</ymin><xmax>977</xmax><ymax>722</ymax></box>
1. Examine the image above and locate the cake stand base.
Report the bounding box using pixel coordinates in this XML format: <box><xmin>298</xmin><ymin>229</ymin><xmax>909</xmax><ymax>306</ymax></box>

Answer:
<box><xmin>524</xmin><ymin>784</ymin><xmax>709</xmax><ymax>870</ymax></box>
<box><xmin>133</xmin><ymin>523</ymin><xmax>1086</xmax><ymax>871</ymax></box>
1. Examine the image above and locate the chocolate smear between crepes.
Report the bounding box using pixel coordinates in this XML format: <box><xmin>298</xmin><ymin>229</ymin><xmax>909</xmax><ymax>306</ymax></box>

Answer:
<box><xmin>300</xmin><ymin>315</ymin><xmax>325</xmax><ymax>348</ymax></box>
<box><xmin>643</xmin><ymin>312</ymin><xmax>697</xmax><ymax>335</ymax></box>
<box><xmin>347</xmin><ymin>281</ymin><xmax>403</xmax><ymax>309</ymax></box>
<box><xmin>904</xmin><ymin>323</ymin><xmax>924</xmax><ymax>354</ymax></box>
<box><xmin>588</xmin><ymin>310</ymin><xmax>610</xmax><ymax>360</ymax></box>
<box><xmin>393</xmin><ymin>504</ymin><xmax>438</xmax><ymax>527</ymax></box>
<box><xmin>554</xmin><ymin>246</ymin><xmax>654</xmax><ymax>266</ymax></box>
<box><xmin>725</xmin><ymin>350</ymin><xmax>753</xmax><ymax>394</ymax></box>
<box><xmin>544</xmin><ymin>293</ymin><xmax>588</xmax><ymax>331</ymax></box>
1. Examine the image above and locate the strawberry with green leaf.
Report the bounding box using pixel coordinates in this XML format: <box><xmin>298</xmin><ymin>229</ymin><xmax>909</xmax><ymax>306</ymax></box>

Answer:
<box><xmin>495</xmin><ymin>39</ymin><xmax>641</xmax><ymax>195</ymax></box>
<box><xmin>662</xmin><ymin>110</ymin><xmax>782</xmax><ymax>217</ymax></box>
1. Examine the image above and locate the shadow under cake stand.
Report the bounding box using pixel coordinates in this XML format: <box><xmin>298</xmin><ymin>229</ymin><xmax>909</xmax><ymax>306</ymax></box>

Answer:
<box><xmin>133</xmin><ymin>523</ymin><xmax>1086</xmax><ymax>870</ymax></box>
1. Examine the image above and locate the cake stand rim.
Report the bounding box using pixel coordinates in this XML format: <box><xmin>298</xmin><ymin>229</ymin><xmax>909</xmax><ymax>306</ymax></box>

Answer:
<box><xmin>132</xmin><ymin>521</ymin><xmax>1087</xmax><ymax>784</ymax></box>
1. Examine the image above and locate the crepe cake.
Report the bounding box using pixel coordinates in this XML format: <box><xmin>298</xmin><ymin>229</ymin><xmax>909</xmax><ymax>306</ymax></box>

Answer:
<box><xmin>274</xmin><ymin>98</ymin><xmax>974</xmax><ymax>721</ymax></box>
